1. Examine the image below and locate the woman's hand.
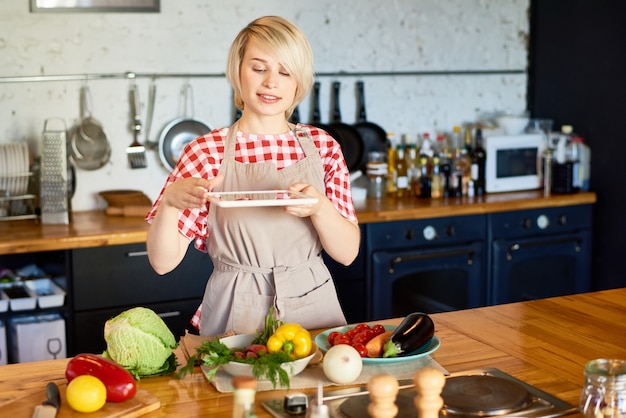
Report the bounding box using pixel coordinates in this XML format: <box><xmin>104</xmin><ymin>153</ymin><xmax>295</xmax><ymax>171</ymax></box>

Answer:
<box><xmin>161</xmin><ymin>175</ymin><xmax>223</xmax><ymax>210</ymax></box>
<box><xmin>283</xmin><ymin>183</ymin><xmax>325</xmax><ymax>218</ymax></box>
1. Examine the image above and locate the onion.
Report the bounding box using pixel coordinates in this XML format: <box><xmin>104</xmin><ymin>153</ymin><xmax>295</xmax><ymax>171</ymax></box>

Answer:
<box><xmin>322</xmin><ymin>344</ymin><xmax>363</xmax><ymax>384</ymax></box>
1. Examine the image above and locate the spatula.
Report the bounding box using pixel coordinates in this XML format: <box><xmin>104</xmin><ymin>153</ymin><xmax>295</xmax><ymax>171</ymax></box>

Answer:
<box><xmin>127</xmin><ymin>83</ymin><xmax>147</xmax><ymax>169</ymax></box>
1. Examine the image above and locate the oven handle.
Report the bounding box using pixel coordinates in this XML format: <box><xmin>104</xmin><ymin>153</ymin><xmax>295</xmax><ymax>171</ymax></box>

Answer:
<box><xmin>507</xmin><ymin>237</ymin><xmax>582</xmax><ymax>260</ymax></box>
<box><xmin>389</xmin><ymin>249</ymin><xmax>475</xmax><ymax>273</ymax></box>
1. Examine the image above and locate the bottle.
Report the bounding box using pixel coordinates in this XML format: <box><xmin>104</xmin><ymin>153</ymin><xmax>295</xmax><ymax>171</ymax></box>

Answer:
<box><xmin>386</xmin><ymin>133</ymin><xmax>397</xmax><ymax>197</ymax></box>
<box><xmin>232</xmin><ymin>376</ymin><xmax>258</xmax><ymax>418</ymax></box>
<box><xmin>431</xmin><ymin>156</ymin><xmax>442</xmax><ymax>199</ymax></box>
<box><xmin>395</xmin><ymin>144</ymin><xmax>409</xmax><ymax>198</ymax></box>
<box><xmin>404</xmin><ymin>136</ymin><xmax>419</xmax><ymax>197</ymax></box>
<box><xmin>579</xmin><ymin>359</ymin><xmax>626</xmax><ymax>418</ymax></box>
<box><xmin>418</xmin><ymin>155</ymin><xmax>432</xmax><ymax>198</ymax></box>
<box><xmin>573</xmin><ymin>136</ymin><xmax>591</xmax><ymax>191</ymax></box>
<box><xmin>470</xmin><ymin>128</ymin><xmax>486</xmax><ymax>196</ymax></box>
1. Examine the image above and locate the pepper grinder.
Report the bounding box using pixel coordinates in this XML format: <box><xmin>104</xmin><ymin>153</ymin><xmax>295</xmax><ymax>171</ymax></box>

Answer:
<box><xmin>367</xmin><ymin>374</ymin><xmax>399</xmax><ymax>418</ymax></box>
<box><xmin>413</xmin><ymin>368</ymin><xmax>446</xmax><ymax>418</ymax></box>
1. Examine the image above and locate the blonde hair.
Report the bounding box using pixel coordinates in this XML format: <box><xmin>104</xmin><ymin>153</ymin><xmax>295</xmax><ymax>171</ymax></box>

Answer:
<box><xmin>226</xmin><ymin>16</ymin><xmax>314</xmax><ymax>120</ymax></box>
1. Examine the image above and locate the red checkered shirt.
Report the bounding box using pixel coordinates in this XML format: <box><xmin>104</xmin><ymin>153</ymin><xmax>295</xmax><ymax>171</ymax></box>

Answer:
<box><xmin>145</xmin><ymin>123</ymin><xmax>358</xmax><ymax>331</ymax></box>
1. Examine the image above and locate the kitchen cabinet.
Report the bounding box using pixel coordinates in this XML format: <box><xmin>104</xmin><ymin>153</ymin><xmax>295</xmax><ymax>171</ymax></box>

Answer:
<box><xmin>71</xmin><ymin>243</ymin><xmax>212</xmax><ymax>354</ymax></box>
<box><xmin>328</xmin><ymin>203</ymin><xmax>593</xmax><ymax>322</ymax></box>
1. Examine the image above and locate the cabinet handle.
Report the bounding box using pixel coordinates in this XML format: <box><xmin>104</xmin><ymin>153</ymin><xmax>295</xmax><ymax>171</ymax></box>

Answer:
<box><xmin>389</xmin><ymin>249</ymin><xmax>475</xmax><ymax>273</ymax></box>
<box><xmin>507</xmin><ymin>238</ymin><xmax>582</xmax><ymax>260</ymax></box>
<box><xmin>156</xmin><ymin>311</ymin><xmax>181</xmax><ymax>319</ymax></box>
<box><xmin>126</xmin><ymin>250</ymin><xmax>148</xmax><ymax>257</ymax></box>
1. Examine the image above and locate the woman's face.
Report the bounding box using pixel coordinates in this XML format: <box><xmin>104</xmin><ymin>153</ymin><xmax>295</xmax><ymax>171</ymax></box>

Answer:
<box><xmin>239</xmin><ymin>39</ymin><xmax>297</xmax><ymax>120</ymax></box>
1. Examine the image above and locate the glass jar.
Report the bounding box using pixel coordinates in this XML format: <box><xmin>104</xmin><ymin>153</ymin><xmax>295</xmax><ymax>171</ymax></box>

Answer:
<box><xmin>580</xmin><ymin>359</ymin><xmax>626</xmax><ymax>418</ymax></box>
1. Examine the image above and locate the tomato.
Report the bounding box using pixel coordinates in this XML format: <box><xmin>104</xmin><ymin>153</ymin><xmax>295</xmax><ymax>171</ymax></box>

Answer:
<box><xmin>352</xmin><ymin>329</ymin><xmax>375</xmax><ymax>345</ymax></box>
<box><xmin>372</xmin><ymin>324</ymin><xmax>386</xmax><ymax>336</ymax></box>
<box><xmin>354</xmin><ymin>323</ymin><xmax>371</xmax><ymax>333</ymax></box>
<box><xmin>66</xmin><ymin>353</ymin><xmax>137</xmax><ymax>403</ymax></box>
<box><xmin>352</xmin><ymin>342</ymin><xmax>368</xmax><ymax>358</ymax></box>
<box><xmin>327</xmin><ymin>331</ymin><xmax>342</xmax><ymax>346</ymax></box>
<box><xmin>332</xmin><ymin>334</ymin><xmax>351</xmax><ymax>346</ymax></box>
<box><xmin>344</xmin><ymin>327</ymin><xmax>360</xmax><ymax>340</ymax></box>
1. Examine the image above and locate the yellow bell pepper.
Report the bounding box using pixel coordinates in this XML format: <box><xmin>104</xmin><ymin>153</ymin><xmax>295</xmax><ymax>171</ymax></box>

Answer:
<box><xmin>266</xmin><ymin>323</ymin><xmax>312</xmax><ymax>359</ymax></box>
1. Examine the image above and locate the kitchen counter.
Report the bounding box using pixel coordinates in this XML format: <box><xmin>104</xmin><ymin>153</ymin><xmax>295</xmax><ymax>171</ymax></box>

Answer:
<box><xmin>0</xmin><ymin>287</ymin><xmax>623</xmax><ymax>417</ymax></box>
<box><xmin>0</xmin><ymin>191</ymin><xmax>596</xmax><ymax>255</ymax></box>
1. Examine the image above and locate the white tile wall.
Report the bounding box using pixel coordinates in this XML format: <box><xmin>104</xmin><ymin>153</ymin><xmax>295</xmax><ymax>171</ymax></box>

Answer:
<box><xmin>0</xmin><ymin>0</ymin><xmax>529</xmax><ymax>211</ymax></box>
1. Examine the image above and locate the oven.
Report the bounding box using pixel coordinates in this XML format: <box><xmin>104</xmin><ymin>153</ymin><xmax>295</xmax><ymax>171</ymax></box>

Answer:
<box><xmin>488</xmin><ymin>204</ymin><xmax>592</xmax><ymax>305</ymax></box>
<box><xmin>367</xmin><ymin>215</ymin><xmax>487</xmax><ymax>320</ymax></box>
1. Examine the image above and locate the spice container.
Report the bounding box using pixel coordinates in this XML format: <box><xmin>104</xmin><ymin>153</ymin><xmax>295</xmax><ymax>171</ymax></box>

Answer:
<box><xmin>579</xmin><ymin>358</ymin><xmax>626</xmax><ymax>418</ymax></box>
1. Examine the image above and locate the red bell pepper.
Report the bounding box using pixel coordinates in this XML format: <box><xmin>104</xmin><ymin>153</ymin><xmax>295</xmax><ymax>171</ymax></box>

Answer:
<box><xmin>65</xmin><ymin>353</ymin><xmax>137</xmax><ymax>402</ymax></box>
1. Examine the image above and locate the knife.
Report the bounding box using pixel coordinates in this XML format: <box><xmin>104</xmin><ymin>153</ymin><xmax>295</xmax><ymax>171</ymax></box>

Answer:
<box><xmin>32</xmin><ymin>382</ymin><xmax>60</xmax><ymax>418</ymax></box>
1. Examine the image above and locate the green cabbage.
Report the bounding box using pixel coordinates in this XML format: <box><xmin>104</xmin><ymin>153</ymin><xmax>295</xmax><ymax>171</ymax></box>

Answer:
<box><xmin>102</xmin><ymin>307</ymin><xmax>178</xmax><ymax>379</ymax></box>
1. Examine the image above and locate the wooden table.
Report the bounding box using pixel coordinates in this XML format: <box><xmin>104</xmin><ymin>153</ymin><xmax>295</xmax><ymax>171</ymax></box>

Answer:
<box><xmin>1</xmin><ymin>288</ymin><xmax>623</xmax><ymax>417</ymax></box>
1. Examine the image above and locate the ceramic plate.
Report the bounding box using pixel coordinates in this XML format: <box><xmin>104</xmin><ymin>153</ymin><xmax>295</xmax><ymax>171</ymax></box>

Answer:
<box><xmin>315</xmin><ymin>324</ymin><xmax>440</xmax><ymax>364</ymax></box>
<box><xmin>207</xmin><ymin>190</ymin><xmax>318</xmax><ymax>208</ymax></box>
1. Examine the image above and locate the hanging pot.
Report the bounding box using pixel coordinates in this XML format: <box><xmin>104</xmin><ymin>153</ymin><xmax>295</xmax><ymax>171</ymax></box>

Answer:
<box><xmin>310</xmin><ymin>81</ymin><xmax>339</xmax><ymax>140</ymax></box>
<box><xmin>158</xmin><ymin>82</ymin><xmax>212</xmax><ymax>171</ymax></box>
<box><xmin>353</xmin><ymin>81</ymin><xmax>387</xmax><ymax>173</ymax></box>
<box><xmin>68</xmin><ymin>85</ymin><xmax>111</xmax><ymax>170</ymax></box>
<box><xmin>329</xmin><ymin>81</ymin><xmax>364</xmax><ymax>172</ymax></box>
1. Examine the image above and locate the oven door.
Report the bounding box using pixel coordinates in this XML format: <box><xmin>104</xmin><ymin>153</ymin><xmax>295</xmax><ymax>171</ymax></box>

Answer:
<box><xmin>490</xmin><ymin>230</ymin><xmax>591</xmax><ymax>305</ymax></box>
<box><xmin>370</xmin><ymin>241</ymin><xmax>486</xmax><ymax>320</ymax></box>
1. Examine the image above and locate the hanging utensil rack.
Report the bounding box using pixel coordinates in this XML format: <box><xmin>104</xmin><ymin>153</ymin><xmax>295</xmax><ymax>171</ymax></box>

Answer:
<box><xmin>0</xmin><ymin>69</ymin><xmax>525</xmax><ymax>84</ymax></box>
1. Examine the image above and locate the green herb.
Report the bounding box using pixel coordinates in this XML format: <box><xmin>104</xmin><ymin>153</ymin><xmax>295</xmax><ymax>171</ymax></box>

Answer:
<box><xmin>252</xmin><ymin>306</ymin><xmax>283</xmax><ymax>345</ymax></box>
<box><xmin>176</xmin><ymin>339</ymin><xmax>232</xmax><ymax>379</ymax></box>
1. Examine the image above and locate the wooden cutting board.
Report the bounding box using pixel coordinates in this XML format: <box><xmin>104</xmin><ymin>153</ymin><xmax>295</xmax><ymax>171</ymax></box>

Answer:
<box><xmin>0</xmin><ymin>384</ymin><xmax>160</xmax><ymax>417</ymax></box>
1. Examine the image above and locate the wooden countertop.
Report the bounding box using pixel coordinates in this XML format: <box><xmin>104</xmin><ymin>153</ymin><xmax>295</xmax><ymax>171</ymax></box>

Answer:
<box><xmin>0</xmin><ymin>191</ymin><xmax>596</xmax><ymax>255</ymax></box>
<box><xmin>0</xmin><ymin>287</ymin><xmax>623</xmax><ymax>417</ymax></box>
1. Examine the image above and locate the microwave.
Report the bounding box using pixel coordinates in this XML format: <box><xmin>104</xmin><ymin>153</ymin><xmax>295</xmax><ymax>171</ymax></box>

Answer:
<box><xmin>484</xmin><ymin>134</ymin><xmax>544</xmax><ymax>193</ymax></box>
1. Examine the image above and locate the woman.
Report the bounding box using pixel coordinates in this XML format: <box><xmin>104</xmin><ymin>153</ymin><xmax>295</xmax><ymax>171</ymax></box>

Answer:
<box><xmin>146</xmin><ymin>16</ymin><xmax>360</xmax><ymax>336</ymax></box>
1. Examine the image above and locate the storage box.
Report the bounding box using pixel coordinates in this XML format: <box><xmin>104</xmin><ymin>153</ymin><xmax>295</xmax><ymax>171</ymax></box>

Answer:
<box><xmin>0</xmin><ymin>289</ymin><xmax>8</xmax><ymax>313</ymax></box>
<box><xmin>9</xmin><ymin>314</ymin><xmax>66</xmax><ymax>363</ymax></box>
<box><xmin>1</xmin><ymin>282</ymin><xmax>36</xmax><ymax>311</ymax></box>
<box><xmin>25</xmin><ymin>278</ymin><xmax>66</xmax><ymax>308</ymax></box>
<box><xmin>0</xmin><ymin>320</ymin><xmax>6</xmax><ymax>365</ymax></box>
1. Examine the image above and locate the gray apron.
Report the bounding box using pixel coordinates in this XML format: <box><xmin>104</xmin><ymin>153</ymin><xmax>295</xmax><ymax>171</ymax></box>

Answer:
<box><xmin>199</xmin><ymin>122</ymin><xmax>347</xmax><ymax>336</ymax></box>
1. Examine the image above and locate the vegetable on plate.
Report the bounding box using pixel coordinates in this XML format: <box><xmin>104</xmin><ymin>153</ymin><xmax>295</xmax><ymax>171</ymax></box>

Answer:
<box><xmin>383</xmin><ymin>312</ymin><xmax>435</xmax><ymax>358</ymax></box>
<box><xmin>267</xmin><ymin>323</ymin><xmax>312</xmax><ymax>359</ymax></box>
<box><xmin>66</xmin><ymin>353</ymin><xmax>137</xmax><ymax>402</ymax></box>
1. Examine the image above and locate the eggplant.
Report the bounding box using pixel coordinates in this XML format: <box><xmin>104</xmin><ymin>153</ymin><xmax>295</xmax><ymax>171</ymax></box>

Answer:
<box><xmin>382</xmin><ymin>312</ymin><xmax>435</xmax><ymax>358</ymax></box>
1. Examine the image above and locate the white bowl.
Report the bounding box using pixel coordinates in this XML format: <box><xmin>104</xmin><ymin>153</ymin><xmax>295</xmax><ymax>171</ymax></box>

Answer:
<box><xmin>219</xmin><ymin>333</ymin><xmax>316</xmax><ymax>379</ymax></box>
<box><xmin>496</xmin><ymin>115</ymin><xmax>530</xmax><ymax>135</ymax></box>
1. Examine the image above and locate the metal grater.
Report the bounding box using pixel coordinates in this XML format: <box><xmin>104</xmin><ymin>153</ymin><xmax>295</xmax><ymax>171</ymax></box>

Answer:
<box><xmin>40</xmin><ymin>118</ymin><xmax>70</xmax><ymax>224</ymax></box>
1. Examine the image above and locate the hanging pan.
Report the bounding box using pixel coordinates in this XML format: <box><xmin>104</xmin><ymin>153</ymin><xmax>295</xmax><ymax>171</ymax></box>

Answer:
<box><xmin>353</xmin><ymin>81</ymin><xmax>387</xmax><ymax>172</ymax></box>
<box><xmin>329</xmin><ymin>81</ymin><xmax>363</xmax><ymax>172</ymax></box>
<box><xmin>158</xmin><ymin>82</ymin><xmax>212</xmax><ymax>171</ymax></box>
<box><xmin>68</xmin><ymin>85</ymin><xmax>111</xmax><ymax>170</ymax></box>
<box><xmin>310</xmin><ymin>81</ymin><xmax>339</xmax><ymax>140</ymax></box>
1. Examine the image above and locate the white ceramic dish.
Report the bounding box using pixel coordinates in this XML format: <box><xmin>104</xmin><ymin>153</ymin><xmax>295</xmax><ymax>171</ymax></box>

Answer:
<box><xmin>209</xmin><ymin>333</ymin><xmax>317</xmax><ymax>379</ymax></box>
<box><xmin>207</xmin><ymin>190</ymin><xmax>318</xmax><ymax>208</ymax></box>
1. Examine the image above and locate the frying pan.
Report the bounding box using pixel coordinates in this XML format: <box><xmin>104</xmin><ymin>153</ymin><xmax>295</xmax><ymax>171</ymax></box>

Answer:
<box><xmin>158</xmin><ymin>82</ymin><xmax>211</xmax><ymax>171</ymax></box>
<box><xmin>329</xmin><ymin>81</ymin><xmax>363</xmax><ymax>172</ymax></box>
<box><xmin>68</xmin><ymin>85</ymin><xmax>111</xmax><ymax>170</ymax></box>
<box><xmin>353</xmin><ymin>81</ymin><xmax>387</xmax><ymax>172</ymax></box>
<box><xmin>310</xmin><ymin>81</ymin><xmax>339</xmax><ymax>141</ymax></box>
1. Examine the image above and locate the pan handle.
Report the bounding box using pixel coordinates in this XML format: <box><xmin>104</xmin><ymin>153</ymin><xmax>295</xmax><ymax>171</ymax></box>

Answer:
<box><xmin>331</xmin><ymin>81</ymin><xmax>342</xmax><ymax>123</ymax></box>
<box><xmin>312</xmin><ymin>81</ymin><xmax>322</xmax><ymax>124</ymax></box>
<box><xmin>180</xmin><ymin>81</ymin><xmax>196</xmax><ymax>118</ymax></box>
<box><xmin>356</xmin><ymin>80</ymin><xmax>368</xmax><ymax>123</ymax></box>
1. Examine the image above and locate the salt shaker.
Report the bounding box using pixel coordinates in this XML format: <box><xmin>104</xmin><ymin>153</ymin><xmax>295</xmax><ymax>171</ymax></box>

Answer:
<box><xmin>579</xmin><ymin>358</ymin><xmax>626</xmax><ymax>418</ymax></box>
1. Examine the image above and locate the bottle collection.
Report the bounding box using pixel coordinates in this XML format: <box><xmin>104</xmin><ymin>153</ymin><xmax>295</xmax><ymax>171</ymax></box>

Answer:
<box><xmin>368</xmin><ymin>125</ymin><xmax>486</xmax><ymax>200</ymax></box>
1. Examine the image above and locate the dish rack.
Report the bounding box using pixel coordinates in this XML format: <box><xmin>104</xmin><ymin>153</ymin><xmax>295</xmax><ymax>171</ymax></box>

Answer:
<box><xmin>0</xmin><ymin>172</ymin><xmax>37</xmax><ymax>222</ymax></box>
